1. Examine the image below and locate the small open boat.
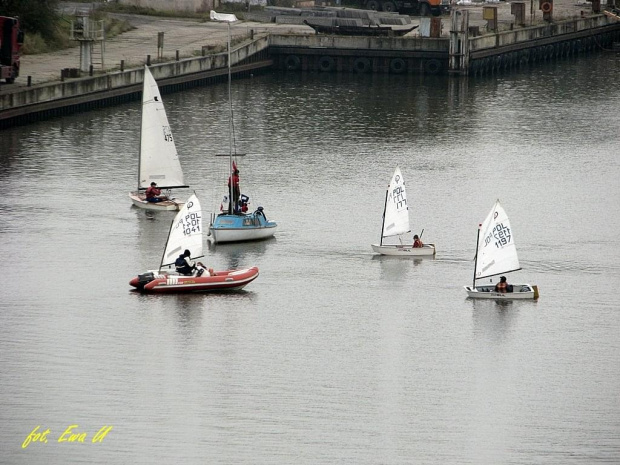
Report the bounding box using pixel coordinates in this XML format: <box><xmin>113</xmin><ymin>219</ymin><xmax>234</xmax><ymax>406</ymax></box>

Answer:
<box><xmin>371</xmin><ymin>167</ymin><xmax>435</xmax><ymax>257</ymax></box>
<box><xmin>304</xmin><ymin>20</ymin><xmax>418</xmax><ymax>37</ymax></box>
<box><xmin>463</xmin><ymin>200</ymin><xmax>539</xmax><ymax>300</ymax></box>
<box><xmin>130</xmin><ymin>194</ymin><xmax>259</xmax><ymax>293</ymax></box>
<box><xmin>128</xmin><ymin>65</ymin><xmax>188</xmax><ymax>211</ymax></box>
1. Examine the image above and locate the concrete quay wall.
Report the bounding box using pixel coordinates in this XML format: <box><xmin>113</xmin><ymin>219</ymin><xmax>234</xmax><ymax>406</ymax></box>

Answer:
<box><xmin>0</xmin><ymin>35</ymin><xmax>270</xmax><ymax>127</ymax></box>
<box><xmin>461</xmin><ymin>14</ymin><xmax>620</xmax><ymax>75</ymax></box>
<box><xmin>268</xmin><ymin>34</ymin><xmax>449</xmax><ymax>74</ymax></box>
<box><xmin>470</xmin><ymin>14</ymin><xmax>617</xmax><ymax>52</ymax></box>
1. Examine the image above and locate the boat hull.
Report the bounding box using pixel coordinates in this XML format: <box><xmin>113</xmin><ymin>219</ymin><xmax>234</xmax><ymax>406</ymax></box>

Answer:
<box><xmin>129</xmin><ymin>192</ymin><xmax>181</xmax><ymax>211</ymax></box>
<box><xmin>371</xmin><ymin>243</ymin><xmax>436</xmax><ymax>256</ymax></box>
<box><xmin>464</xmin><ymin>284</ymin><xmax>539</xmax><ymax>300</ymax></box>
<box><xmin>129</xmin><ymin>267</ymin><xmax>259</xmax><ymax>293</ymax></box>
<box><xmin>208</xmin><ymin>212</ymin><xmax>277</xmax><ymax>243</ymax></box>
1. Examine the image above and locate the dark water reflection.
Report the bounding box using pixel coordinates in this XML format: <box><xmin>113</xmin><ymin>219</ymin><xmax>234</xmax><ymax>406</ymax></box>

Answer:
<box><xmin>1</xmin><ymin>54</ymin><xmax>619</xmax><ymax>464</ymax></box>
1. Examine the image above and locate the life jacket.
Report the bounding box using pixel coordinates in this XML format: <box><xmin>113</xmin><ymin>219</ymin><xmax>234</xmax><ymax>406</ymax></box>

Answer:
<box><xmin>175</xmin><ymin>255</ymin><xmax>186</xmax><ymax>268</ymax></box>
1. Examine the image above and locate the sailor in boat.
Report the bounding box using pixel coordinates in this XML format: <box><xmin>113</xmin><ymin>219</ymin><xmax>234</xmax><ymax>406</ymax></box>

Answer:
<box><xmin>175</xmin><ymin>250</ymin><xmax>214</xmax><ymax>277</ymax></box>
<box><xmin>494</xmin><ymin>276</ymin><xmax>513</xmax><ymax>293</ymax></box>
<box><xmin>228</xmin><ymin>168</ymin><xmax>240</xmax><ymax>214</ymax></box>
<box><xmin>145</xmin><ymin>182</ymin><xmax>169</xmax><ymax>203</ymax></box>
<box><xmin>238</xmin><ymin>194</ymin><xmax>249</xmax><ymax>213</ymax></box>
<box><xmin>412</xmin><ymin>234</ymin><xmax>424</xmax><ymax>248</ymax></box>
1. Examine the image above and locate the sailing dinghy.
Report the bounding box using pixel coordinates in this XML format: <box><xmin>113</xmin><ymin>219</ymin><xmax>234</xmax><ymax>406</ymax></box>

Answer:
<box><xmin>464</xmin><ymin>200</ymin><xmax>539</xmax><ymax>300</ymax></box>
<box><xmin>371</xmin><ymin>167</ymin><xmax>435</xmax><ymax>256</ymax></box>
<box><xmin>129</xmin><ymin>194</ymin><xmax>260</xmax><ymax>293</ymax></box>
<box><xmin>129</xmin><ymin>65</ymin><xmax>188</xmax><ymax>211</ymax></box>
<box><xmin>206</xmin><ymin>11</ymin><xmax>277</xmax><ymax>244</ymax></box>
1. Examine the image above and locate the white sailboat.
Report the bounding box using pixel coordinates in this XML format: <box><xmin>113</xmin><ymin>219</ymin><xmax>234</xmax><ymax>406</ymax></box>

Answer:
<box><xmin>371</xmin><ymin>167</ymin><xmax>435</xmax><ymax>256</ymax></box>
<box><xmin>464</xmin><ymin>200</ymin><xmax>539</xmax><ymax>300</ymax></box>
<box><xmin>129</xmin><ymin>194</ymin><xmax>260</xmax><ymax>292</ymax></box>
<box><xmin>206</xmin><ymin>11</ymin><xmax>277</xmax><ymax>244</ymax></box>
<box><xmin>129</xmin><ymin>65</ymin><xmax>188</xmax><ymax>211</ymax></box>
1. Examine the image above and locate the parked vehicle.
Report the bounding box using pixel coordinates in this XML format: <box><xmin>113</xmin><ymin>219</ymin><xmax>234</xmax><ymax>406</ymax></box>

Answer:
<box><xmin>359</xmin><ymin>0</ymin><xmax>449</xmax><ymax>16</ymax></box>
<box><xmin>0</xmin><ymin>16</ymin><xmax>23</xmax><ymax>84</ymax></box>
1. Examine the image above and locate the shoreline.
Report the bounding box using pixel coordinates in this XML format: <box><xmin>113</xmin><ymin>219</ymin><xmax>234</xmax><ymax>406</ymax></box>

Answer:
<box><xmin>4</xmin><ymin>0</ymin><xmax>594</xmax><ymax>88</ymax></box>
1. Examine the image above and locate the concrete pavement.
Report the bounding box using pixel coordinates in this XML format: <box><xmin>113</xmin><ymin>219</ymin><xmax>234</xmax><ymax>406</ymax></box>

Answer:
<box><xmin>12</xmin><ymin>15</ymin><xmax>312</xmax><ymax>87</ymax></box>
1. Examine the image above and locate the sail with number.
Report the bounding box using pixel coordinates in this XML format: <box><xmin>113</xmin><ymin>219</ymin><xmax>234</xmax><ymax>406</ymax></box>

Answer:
<box><xmin>474</xmin><ymin>200</ymin><xmax>521</xmax><ymax>280</ymax></box>
<box><xmin>160</xmin><ymin>194</ymin><xmax>203</xmax><ymax>269</ymax></box>
<box><xmin>381</xmin><ymin>167</ymin><xmax>410</xmax><ymax>240</ymax></box>
<box><xmin>138</xmin><ymin>65</ymin><xmax>187</xmax><ymax>190</ymax></box>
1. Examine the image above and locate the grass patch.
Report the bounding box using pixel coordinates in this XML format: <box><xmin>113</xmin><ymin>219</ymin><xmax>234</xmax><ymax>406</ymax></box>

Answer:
<box><xmin>99</xmin><ymin>2</ymin><xmax>210</xmax><ymax>20</ymax></box>
<box><xmin>22</xmin><ymin>11</ymin><xmax>134</xmax><ymax>55</ymax></box>
<box><xmin>100</xmin><ymin>1</ymin><xmax>267</xmax><ymax>21</ymax></box>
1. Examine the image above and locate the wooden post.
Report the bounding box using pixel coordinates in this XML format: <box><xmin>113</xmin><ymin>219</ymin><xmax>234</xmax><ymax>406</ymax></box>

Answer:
<box><xmin>511</xmin><ymin>2</ymin><xmax>526</xmax><ymax>27</ymax></box>
<box><xmin>157</xmin><ymin>32</ymin><xmax>164</xmax><ymax>60</ymax></box>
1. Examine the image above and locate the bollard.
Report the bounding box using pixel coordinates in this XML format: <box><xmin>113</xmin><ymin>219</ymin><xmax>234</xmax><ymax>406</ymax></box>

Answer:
<box><xmin>121</xmin><ymin>60</ymin><xmax>124</xmax><ymax>72</ymax></box>
<box><xmin>89</xmin><ymin>65</ymin><xmax>93</xmax><ymax>76</ymax></box>
<box><xmin>251</xmin><ymin>29</ymin><xmax>254</xmax><ymax>40</ymax></box>
<box><xmin>176</xmin><ymin>50</ymin><xmax>179</xmax><ymax>61</ymax></box>
<box><xmin>27</xmin><ymin>76</ymin><xmax>31</xmax><ymax>87</ymax></box>
<box><xmin>147</xmin><ymin>55</ymin><xmax>151</xmax><ymax>66</ymax></box>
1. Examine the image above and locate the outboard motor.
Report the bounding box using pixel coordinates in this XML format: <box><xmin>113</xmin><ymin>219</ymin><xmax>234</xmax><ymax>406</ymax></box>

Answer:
<box><xmin>255</xmin><ymin>206</ymin><xmax>267</xmax><ymax>220</ymax></box>
<box><xmin>136</xmin><ymin>272</ymin><xmax>156</xmax><ymax>289</ymax></box>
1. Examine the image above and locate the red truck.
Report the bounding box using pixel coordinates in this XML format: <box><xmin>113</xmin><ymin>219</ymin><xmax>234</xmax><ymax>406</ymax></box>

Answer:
<box><xmin>0</xmin><ymin>16</ymin><xmax>24</xmax><ymax>83</ymax></box>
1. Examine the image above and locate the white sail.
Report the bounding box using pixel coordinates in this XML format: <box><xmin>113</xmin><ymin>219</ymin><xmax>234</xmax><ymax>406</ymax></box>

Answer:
<box><xmin>382</xmin><ymin>167</ymin><xmax>410</xmax><ymax>238</ymax></box>
<box><xmin>139</xmin><ymin>66</ymin><xmax>186</xmax><ymax>190</ymax></box>
<box><xmin>161</xmin><ymin>194</ymin><xmax>203</xmax><ymax>268</ymax></box>
<box><xmin>475</xmin><ymin>200</ymin><xmax>521</xmax><ymax>280</ymax></box>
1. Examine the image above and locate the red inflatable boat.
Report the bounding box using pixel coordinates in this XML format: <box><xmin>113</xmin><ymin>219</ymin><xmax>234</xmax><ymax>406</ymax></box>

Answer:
<box><xmin>129</xmin><ymin>267</ymin><xmax>259</xmax><ymax>293</ymax></box>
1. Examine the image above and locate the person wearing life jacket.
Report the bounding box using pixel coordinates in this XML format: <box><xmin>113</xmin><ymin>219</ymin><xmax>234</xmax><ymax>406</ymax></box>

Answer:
<box><xmin>175</xmin><ymin>250</ymin><xmax>215</xmax><ymax>277</ymax></box>
<box><xmin>239</xmin><ymin>194</ymin><xmax>249</xmax><ymax>213</ymax></box>
<box><xmin>228</xmin><ymin>169</ymin><xmax>240</xmax><ymax>214</ymax></box>
<box><xmin>412</xmin><ymin>234</ymin><xmax>424</xmax><ymax>248</ymax></box>
<box><xmin>145</xmin><ymin>182</ymin><xmax>169</xmax><ymax>203</ymax></box>
<box><xmin>495</xmin><ymin>276</ymin><xmax>508</xmax><ymax>293</ymax></box>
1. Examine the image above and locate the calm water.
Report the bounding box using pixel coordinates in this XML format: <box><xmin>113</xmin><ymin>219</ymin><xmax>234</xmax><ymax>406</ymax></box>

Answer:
<box><xmin>1</xmin><ymin>54</ymin><xmax>619</xmax><ymax>464</ymax></box>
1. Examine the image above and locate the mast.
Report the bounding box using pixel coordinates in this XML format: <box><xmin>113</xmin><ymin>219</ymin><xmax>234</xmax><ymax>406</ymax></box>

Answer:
<box><xmin>379</xmin><ymin>187</ymin><xmax>388</xmax><ymax>246</ymax></box>
<box><xmin>137</xmin><ymin>66</ymin><xmax>146</xmax><ymax>191</ymax></box>
<box><xmin>227</xmin><ymin>19</ymin><xmax>233</xmax><ymax>211</ymax></box>
<box><xmin>472</xmin><ymin>223</ymin><xmax>481</xmax><ymax>288</ymax></box>
<box><xmin>159</xmin><ymin>215</ymin><xmax>177</xmax><ymax>272</ymax></box>
<box><xmin>210</xmin><ymin>11</ymin><xmax>239</xmax><ymax>215</ymax></box>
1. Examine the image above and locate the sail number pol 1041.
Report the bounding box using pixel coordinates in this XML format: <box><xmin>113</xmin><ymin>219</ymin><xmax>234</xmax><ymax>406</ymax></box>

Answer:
<box><xmin>182</xmin><ymin>212</ymin><xmax>201</xmax><ymax>235</ymax></box>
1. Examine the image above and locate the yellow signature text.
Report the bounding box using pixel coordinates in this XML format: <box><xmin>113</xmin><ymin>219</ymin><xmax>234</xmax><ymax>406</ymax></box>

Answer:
<box><xmin>22</xmin><ymin>425</ymin><xmax>113</xmax><ymax>449</ymax></box>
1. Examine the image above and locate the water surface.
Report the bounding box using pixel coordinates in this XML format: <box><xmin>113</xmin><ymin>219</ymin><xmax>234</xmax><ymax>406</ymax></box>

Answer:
<box><xmin>1</xmin><ymin>54</ymin><xmax>619</xmax><ymax>464</ymax></box>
